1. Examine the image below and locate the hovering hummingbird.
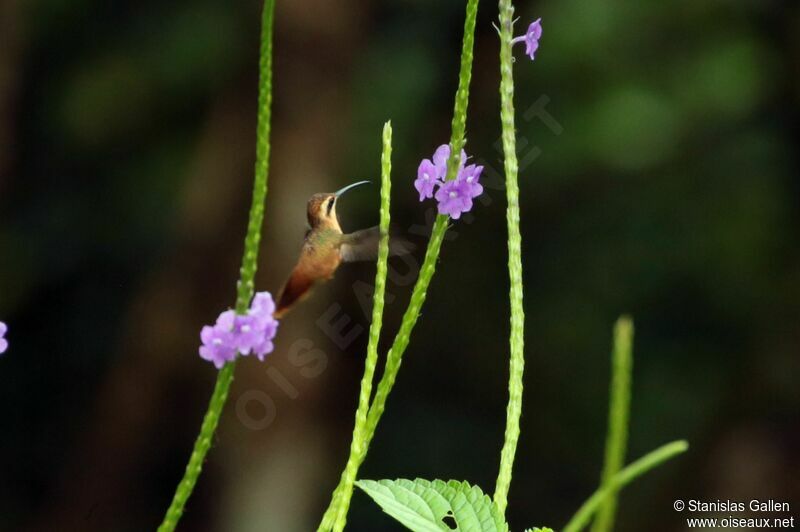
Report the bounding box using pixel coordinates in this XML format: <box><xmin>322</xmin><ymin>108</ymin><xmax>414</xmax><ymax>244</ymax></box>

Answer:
<box><xmin>274</xmin><ymin>181</ymin><xmax>409</xmax><ymax>319</ymax></box>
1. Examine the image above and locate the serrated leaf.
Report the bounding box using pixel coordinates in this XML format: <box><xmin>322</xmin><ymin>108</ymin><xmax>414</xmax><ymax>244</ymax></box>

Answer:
<box><xmin>357</xmin><ymin>478</ymin><xmax>509</xmax><ymax>532</ymax></box>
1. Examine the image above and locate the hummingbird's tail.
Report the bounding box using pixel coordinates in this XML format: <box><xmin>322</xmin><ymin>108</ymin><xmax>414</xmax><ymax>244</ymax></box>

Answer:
<box><xmin>273</xmin><ymin>265</ymin><xmax>316</xmax><ymax>319</ymax></box>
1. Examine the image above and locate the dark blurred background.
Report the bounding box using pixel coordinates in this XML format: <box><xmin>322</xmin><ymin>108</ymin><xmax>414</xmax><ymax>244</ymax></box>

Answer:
<box><xmin>1</xmin><ymin>0</ymin><xmax>798</xmax><ymax>530</ymax></box>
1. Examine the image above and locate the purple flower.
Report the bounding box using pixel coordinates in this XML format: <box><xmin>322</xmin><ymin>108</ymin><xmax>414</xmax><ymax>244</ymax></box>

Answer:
<box><xmin>252</xmin><ymin>318</ymin><xmax>279</xmax><ymax>361</ymax></box>
<box><xmin>247</xmin><ymin>292</ymin><xmax>279</xmax><ymax>361</ymax></box>
<box><xmin>251</xmin><ymin>292</ymin><xmax>276</xmax><ymax>317</ymax></box>
<box><xmin>415</xmin><ymin>159</ymin><xmax>439</xmax><ymax>200</ymax></box>
<box><xmin>511</xmin><ymin>18</ymin><xmax>542</xmax><ymax>61</ymax></box>
<box><xmin>199</xmin><ymin>311</ymin><xmax>238</xmax><ymax>369</ymax></box>
<box><xmin>198</xmin><ymin>292</ymin><xmax>280</xmax><ymax>367</ymax></box>
<box><xmin>432</xmin><ymin>144</ymin><xmax>468</xmax><ymax>177</ymax></box>
<box><xmin>415</xmin><ymin>145</ymin><xmax>469</xmax><ymax>201</ymax></box>
<box><xmin>231</xmin><ymin>314</ymin><xmax>264</xmax><ymax>355</ymax></box>
<box><xmin>435</xmin><ymin>179</ymin><xmax>474</xmax><ymax>220</ymax></box>
<box><xmin>460</xmin><ymin>164</ymin><xmax>484</xmax><ymax>199</ymax></box>
<box><xmin>414</xmin><ymin>144</ymin><xmax>484</xmax><ymax>219</ymax></box>
<box><xmin>0</xmin><ymin>321</ymin><xmax>7</xmax><ymax>355</ymax></box>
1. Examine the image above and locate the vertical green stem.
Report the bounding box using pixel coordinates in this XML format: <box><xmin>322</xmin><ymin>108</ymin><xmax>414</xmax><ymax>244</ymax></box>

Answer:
<box><xmin>493</xmin><ymin>0</ymin><xmax>526</xmax><ymax>516</ymax></box>
<box><xmin>562</xmin><ymin>441</ymin><xmax>688</xmax><ymax>532</ymax></box>
<box><xmin>157</xmin><ymin>1</ymin><xmax>275</xmax><ymax>530</ymax></box>
<box><xmin>235</xmin><ymin>0</ymin><xmax>276</xmax><ymax>316</ymax></box>
<box><xmin>359</xmin><ymin>213</ymin><xmax>448</xmax><ymax>440</ymax></box>
<box><xmin>365</xmin><ymin>0</ymin><xmax>479</xmax><ymax>437</ymax></box>
<box><xmin>329</xmin><ymin>123</ymin><xmax>394</xmax><ymax>532</ymax></box>
<box><xmin>318</xmin><ymin>1</ymin><xmax>480</xmax><ymax>529</ymax></box>
<box><xmin>591</xmin><ymin>316</ymin><xmax>634</xmax><ymax>532</ymax></box>
<box><xmin>158</xmin><ymin>365</ymin><xmax>235</xmax><ymax>532</ymax></box>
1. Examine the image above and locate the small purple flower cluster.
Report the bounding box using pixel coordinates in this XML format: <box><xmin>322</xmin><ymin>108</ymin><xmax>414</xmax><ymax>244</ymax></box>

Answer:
<box><xmin>0</xmin><ymin>321</ymin><xmax>7</xmax><ymax>355</ymax></box>
<box><xmin>415</xmin><ymin>144</ymin><xmax>484</xmax><ymax>220</ymax></box>
<box><xmin>511</xmin><ymin>19</ymin><xmax>542</xmax><ymax>61</ymax></box>
<box><xmin>199</xmin><ymin>292</ymin><xmax>279</xmax><ymax>368</ymax></box>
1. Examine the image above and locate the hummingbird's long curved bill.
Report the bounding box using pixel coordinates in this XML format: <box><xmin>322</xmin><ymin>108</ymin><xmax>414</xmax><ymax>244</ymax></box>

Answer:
<box><xmin>335</xmin><ymin>180</ymin><xmax>371</xmax><ymax>197</ymax></box>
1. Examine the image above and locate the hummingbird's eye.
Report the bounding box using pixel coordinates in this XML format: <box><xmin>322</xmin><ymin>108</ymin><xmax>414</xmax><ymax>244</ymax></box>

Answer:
<box><xmin>325</xmin><ymin>197</ymin><xmax>335</xmax><ymax>216</ymax></box>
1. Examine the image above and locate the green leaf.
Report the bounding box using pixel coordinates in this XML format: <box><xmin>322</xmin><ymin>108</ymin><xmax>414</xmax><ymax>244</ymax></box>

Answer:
<box><xmin>356</xmin><ymin>479</ymin><xmax>509</xmax><ymax>532</ymax></box>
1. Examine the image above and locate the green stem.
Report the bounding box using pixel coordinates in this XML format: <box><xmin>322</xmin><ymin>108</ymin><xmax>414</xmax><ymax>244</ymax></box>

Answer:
<box><xmin>365</xmin><ymin>0</ymin><xmax>480</xmax><ymax>433</ymax></box>
<box><xmin>329</xmin><ymin>123</ymin><xmax>394</xmax><ymax>532</ymax></box>
<box><xmin>562</xmin><ymin>440</ymin><xmax>689</xmax><ymax>532</ymax></box>
<box><xmin>362</xmin><ymin>214</ymin><xmax>448</xmax><ymax>432</ymax></box>
<box><xmin>493</xmin><ymin>0</ymin><xmax>526</xmax><ymax>516</ymax></box>
<box><xmin>234</xmin><ymin>0</ymin><xmax>275</xmax><ymax>316</ymax></box>
<box><xmin>157</xmin><ymin>364</ymin><xmax>235</xmax><ymax>532</ymax></box>
<box><xmin>157</xmin><ymin>1</ymin><xmax>275</xmax><ymax>530</ymax></box>
<box><xmin>317</xmin><ymin>216</ymin><xmax>450</xmax><ymax>532</ymax></box>
<box><xmin>318</xmin><ymin>0</ymin><xmax>480</xmax><ymax>528</ymax></box>
<box><xmin>591</xmin><ymin>317</ymin><xmax>634</xmax><ymax>532</ymax></box>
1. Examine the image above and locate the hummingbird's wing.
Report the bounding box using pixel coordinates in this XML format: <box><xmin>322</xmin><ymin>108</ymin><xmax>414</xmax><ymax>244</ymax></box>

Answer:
<box><xmin>339</xmin><ymin>226</ymin><xmax>414</xmax><ymax>262</ymax></box>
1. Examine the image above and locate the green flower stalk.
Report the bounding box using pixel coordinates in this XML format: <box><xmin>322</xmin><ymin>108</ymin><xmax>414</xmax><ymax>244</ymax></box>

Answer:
<box><xmin>561</xmin><ymin>318</ymin><xmax>686</xmax><ymax>532</ymax></box>
<box><xmin>364</xmin><ymin>0</ymin><xmax>480</xmax><ymax>446</ymax></box>
<box><xmin>591</xmin><ymin>317</ymin><xmax>634</xmax><ymax>532</ymax></box>
<box><xmin>493</xmin><ymin>0</ymin><xmax>526</xmax><ymax>516</ymax></box>
<box><xmin>562</xmin><ymin>440</ymin><xmax>689</xmax><ymax>532</ymax></box>
<box><xmin>157</xmin><ymin>1</ymin><xmax>275</xmax><ymax>530</ymax></box>
<box><xmin>319</xmin><ymin>0</ymin><xmax>480</xmax><ymax>528</ymax></box>
<box><xmin>328</xmin><ymin>122</ymin><xmax>394</xmax><ymax>532</ymax></box>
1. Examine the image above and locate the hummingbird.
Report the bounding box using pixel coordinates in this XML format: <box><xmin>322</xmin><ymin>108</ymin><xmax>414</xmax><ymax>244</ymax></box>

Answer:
<box><xmin>274</xmin><ymin>180</ymin><xmax>409</xmax><ymax>319</ymax></box>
